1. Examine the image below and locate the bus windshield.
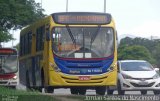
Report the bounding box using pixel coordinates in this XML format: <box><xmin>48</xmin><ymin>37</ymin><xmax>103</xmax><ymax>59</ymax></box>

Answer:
<box><xmin>0</xmin><ymin>55</ymin><xmax>18</xmax><ymax>74</ymax></box>
<box><xmin>52</xmin><ymin>27</ymin><xmax>114</xmax><ymax>58</ymax></box>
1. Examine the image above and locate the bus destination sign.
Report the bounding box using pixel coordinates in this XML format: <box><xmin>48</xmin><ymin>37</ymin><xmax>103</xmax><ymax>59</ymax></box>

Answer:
<box><xmin>0</xmin><ymin>49</ymin><xmax>17</xmax><ymax>55</ymax></box>
<box><xmin>52</xmin><ymin>12</ymin><xmax>111</xmax><ymax>25</ymax></box>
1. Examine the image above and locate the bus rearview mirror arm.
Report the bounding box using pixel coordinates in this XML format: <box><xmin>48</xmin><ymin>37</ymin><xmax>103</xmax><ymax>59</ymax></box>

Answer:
<box><xmin>46</xmin><ymin>24</ymin><xmax>50</xmax><ymax>41</ymax></box>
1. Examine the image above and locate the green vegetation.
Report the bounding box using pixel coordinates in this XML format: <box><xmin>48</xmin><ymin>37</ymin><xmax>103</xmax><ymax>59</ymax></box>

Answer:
<box><xmin>0</xmin><ymin>87</ymin><xmax>57</xmax><ymax>101</ymax></box>
<box><xmin>0</xmin><ymin>0</ymin><xmax>45</xmax><ymax>44</ymax></box>
<box><xmin>118</xmin><ymin>37</ymin><xmax>160</xmax><ymax>68</ymax></box>
<box><xmin>118</xmin><ymin>45</ymin><xmax>155</xmax><ymax>63</ymax></box>
<box><xmin>0</xmin><ymin>87</ymin><xmax>126</xmax><ymax>101</ymax></box>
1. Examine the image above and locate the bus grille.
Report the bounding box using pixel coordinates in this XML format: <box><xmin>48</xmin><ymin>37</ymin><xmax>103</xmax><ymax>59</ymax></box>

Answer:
<box><xmin>0</xmin><ymin>81</ymin><xmax>8</xmax><ymax>85</ymax></box>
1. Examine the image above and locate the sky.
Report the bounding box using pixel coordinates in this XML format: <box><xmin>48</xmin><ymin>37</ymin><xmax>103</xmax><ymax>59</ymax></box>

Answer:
<box><xmin>4</xmin><ymin>0</ymin><xmax>160</xmax><ymax>47</ymax></box>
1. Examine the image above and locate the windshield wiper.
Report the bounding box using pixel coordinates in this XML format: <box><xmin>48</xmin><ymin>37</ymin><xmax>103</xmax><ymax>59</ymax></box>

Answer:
<box><xmin>66</xmin><ymin>25</ymin><xmax>76</xmax><ymax>47</ymax></box>
<box><xmin>90</xmin><ymin>25</ymin><xmax>101</xmax><ymax>49</ymax></box>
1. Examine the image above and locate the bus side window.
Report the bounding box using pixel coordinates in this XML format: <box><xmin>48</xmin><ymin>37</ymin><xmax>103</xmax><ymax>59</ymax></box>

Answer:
<box><xmin>36</xmin><ymin>26</ymin><xmax>45</xmax><ymax>51</ymax></box>
<box><xmin>28</xmin><ymin>31</ymin><xmax>32</xmax><ymax>54</ymax></box>
<box><xmin>20</xmin><ymin>36</ymin><xmax>23</xmax><ymax>56</ymax></box>
<box><xmin>52</xmin><ymin>32</ymin><xmax>58</xmax><ymax>52</ymax></box>
<box><xmin>52</xmin><ymin>32</ymin><xmax>62</xmax><ymax>52</ymax></box>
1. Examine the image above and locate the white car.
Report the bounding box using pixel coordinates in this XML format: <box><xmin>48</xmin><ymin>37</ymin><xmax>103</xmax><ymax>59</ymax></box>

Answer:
<box><xmin>107</xmin><ymin>60</ymin><xmax>160</xmax><ymax>95</ymax></box>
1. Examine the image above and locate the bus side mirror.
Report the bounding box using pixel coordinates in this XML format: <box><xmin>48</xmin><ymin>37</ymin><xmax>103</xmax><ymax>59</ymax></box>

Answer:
<box><xmin>117</xmin><ymin>62</ymin><xmax>120</xmax><ymax>73</ymax></box>
<box><xmin>46</xmin><ymin>24</ymin><xmax>50</xmax><ymax>41</ymax></box>
<box><xmin>46</xmin><ymin>31</ymin><xmax>50</xmax><ymax>41</ymax></box>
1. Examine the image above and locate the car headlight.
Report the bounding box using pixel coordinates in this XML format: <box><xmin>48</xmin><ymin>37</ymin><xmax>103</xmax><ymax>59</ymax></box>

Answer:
<box><xmin>122</xmin><ymin>74</ymin><xmax>132</xmax><ymax>79</ymax></box>
<box><xmin>153</xmin><ymin>73</ymin><xmax>160</xmax><ymax>79</ymax></box>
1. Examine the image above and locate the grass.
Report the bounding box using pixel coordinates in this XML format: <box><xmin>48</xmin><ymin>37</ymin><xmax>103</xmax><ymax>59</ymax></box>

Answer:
<box><xmin>0</xmin><ymin>87</ymin><xmax>125</xmax><ymax>101</ymax></box>
<box><xmin>0</xmin><ymin>86</ymin><xmax>57</xmax><ymax>101</ymax></box>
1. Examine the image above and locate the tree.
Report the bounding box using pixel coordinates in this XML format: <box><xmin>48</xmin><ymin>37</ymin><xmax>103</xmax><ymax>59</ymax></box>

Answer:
<box><xmin>0</xmin><ymin>31</ymin><xmax>14</xmax><ymax>46</ymax></box>
<box><xmin>152</xmin><ymin>43</ymin><xmax>160</xmax><ymax>66</ymax></box>
<box><xmin>119</xmin><ymin>37</ymin><xmax>133</xmax><ymax>46</ymax></box>
<box><xmin>118</xmin><ymin>45</ymin><xmax>156</xmax><ymax>64</ymax></box>
<box><xmin>0</xmin><ymin>0</ymin><xmax>45</xmax><ymax>43</ymax></box>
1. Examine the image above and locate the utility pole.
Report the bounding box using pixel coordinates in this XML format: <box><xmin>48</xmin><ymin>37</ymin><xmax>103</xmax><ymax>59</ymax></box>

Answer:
<box><xmin>41</xmin><ymin>0</ymin><xmax>42</xmax><ymax>9</ymax></box>
<box><xmin>12</xmin><ymin>30</ymin><xmax>14</xmax><ymax>47</ymax></box>
<box><xmin>104</xmin><ymin>0</ymin><xmax>106</xmax><ymax>13</ymax></box>
<box><xmin>66</xmin><ymin>0</ymin><xmax>68</xmax><ymax>12</ymax></box>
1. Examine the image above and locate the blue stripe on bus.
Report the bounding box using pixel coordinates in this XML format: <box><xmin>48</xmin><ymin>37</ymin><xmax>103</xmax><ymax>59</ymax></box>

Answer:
<box><xmin>54</xmin><ymin>56</ymin><xmax>114</xmax><ymax>75</ymax></box>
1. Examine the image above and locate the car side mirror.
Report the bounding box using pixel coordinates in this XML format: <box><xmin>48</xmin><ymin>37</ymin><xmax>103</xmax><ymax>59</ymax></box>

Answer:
<box><xmin>154</xmin><ymin>68</ymin><xmax>159</xmax><ymax>72</ymax></box>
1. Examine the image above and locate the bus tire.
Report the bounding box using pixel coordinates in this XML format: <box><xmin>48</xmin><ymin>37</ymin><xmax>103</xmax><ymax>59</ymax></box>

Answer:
<box><xmin>35</xmin><ymin>87</ymin><xmax>42</xmax><ymax>92</ymax></box>
<box><xmin>95</xmin><ymin>86</ymin><xmax>106</xmax><ymax>95</ymax></box>
<box><xmin>39</xmin><ymin>69</ymin><xmax>44</xmax><ymax>92</ymax></box>
<box><xmin>26</xmin><ymin>71</ymin><xmax>30</xmax><ymax>90</ymax></box>
<box><xmin>45</xmin><ymin>86</ymin><xmax>54</xmax><ymax>93</ymax></box>
<box><xmin>107</xmin><ymin>87</ymin><xmax>114</xmax><ymax>95</ymax></box>
<box><xmin>79</xmin><ymin>87</ymin><xmax>86</xmax><ymax>95</ymax></box>
<box><xmin>70</xmin><ymin>87</ymin><xmax>79</xmax><ymax>95</ymax></box>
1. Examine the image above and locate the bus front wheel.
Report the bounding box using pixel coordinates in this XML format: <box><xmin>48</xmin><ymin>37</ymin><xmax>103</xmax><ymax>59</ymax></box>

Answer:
<box><xmin>95</xmin><ymin>86</ymin><xmax>106</xmax><ymax>95</ymax></box>
<box><xmin>79</xmin><ymin>88</ymin><xmax>86</xmax><ymax>95</ymax></box>
<box><xmin>70</xmin><ymin>87</ymin><xmax>79</xmax><ymax>95</ymax></box>
<box><xmin>107</xmin><ymin>87</ymin><xmax>114</xmax><ymax>95</ymax></box>
<box><xmin>70</xmin><ymin>87</ymin><xmax>86</xmax><ymax>95</ymax></box>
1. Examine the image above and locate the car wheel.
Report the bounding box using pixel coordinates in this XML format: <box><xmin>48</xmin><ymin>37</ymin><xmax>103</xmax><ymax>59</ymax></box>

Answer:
<box><xmin>141</xmin><ymin>90</ymin><xmax>147</xmax><ymax>95</ymax></box>
<box><xmin>117</xmin><ymin>80</ymin><xmax>125</xmax><ymax>95</ymax></box>
<box><xmin>107</xmin><ymin>87</ymin><xmax>114</xmax><ymax>95</ymax></box>
<box><xmin>153</xmin><ymin>90</ymin><xmax>160</xmax><ymax>95</ymax></box>
<box><xmin>95</xmin><ymin>86</ymin><xmax>106</xmax><ymax>95</ymax></box>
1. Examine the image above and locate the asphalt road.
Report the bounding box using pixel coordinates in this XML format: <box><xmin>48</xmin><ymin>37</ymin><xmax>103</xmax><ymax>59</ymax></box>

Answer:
<box><xmin>53</xmin><ymin>88</ymin><xmax>154</xmax><ymax>95</ymax></box>
<box><xmin>17</xmin><ymin>84</ymin><xmax>154</xmax><ymax>95</ymax></box>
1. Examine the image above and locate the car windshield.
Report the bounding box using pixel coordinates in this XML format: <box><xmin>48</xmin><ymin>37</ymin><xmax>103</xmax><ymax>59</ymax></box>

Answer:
<box><xmin>0</xmin><ymin>55</ymin><xmax>18</xmax><ymax>74</ymax></box>
<box><xmin>121</xmin><ymin>61</ymin><xmax>154</xmax><ymax>71</ymax></box>
<box><xmin>52</xmin><ymin>27</ymin><xmax>114</xmax><ymax>58</ymax></box>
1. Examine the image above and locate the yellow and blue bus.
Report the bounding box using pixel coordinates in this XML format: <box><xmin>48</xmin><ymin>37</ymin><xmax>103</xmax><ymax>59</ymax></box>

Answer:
<box><xmin>19</xmin><ymin>12</ymin><xmax>118</xmax><ymax>95</ymax></box>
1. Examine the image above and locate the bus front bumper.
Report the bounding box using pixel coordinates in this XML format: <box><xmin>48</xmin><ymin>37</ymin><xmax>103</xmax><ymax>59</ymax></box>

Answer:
<box><xmin>0</xmin><ymin>79</ymin><xmax>19</xmax><ymax>86</ymax></box>
<box><xmin>48</xmin><ymin>71</ymin><xmax>117</xmax><ymax>87</ymax></box>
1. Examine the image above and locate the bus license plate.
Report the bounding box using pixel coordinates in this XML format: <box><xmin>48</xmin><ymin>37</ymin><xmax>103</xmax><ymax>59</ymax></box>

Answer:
<box><xmin>79</xmin><ymin>76</ymin><xmax>90</xmax><ymax>81</ymax></box>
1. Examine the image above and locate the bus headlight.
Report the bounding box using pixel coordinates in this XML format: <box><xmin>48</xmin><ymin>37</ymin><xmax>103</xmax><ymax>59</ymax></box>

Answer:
<box><xmin>50</xmin><ymin>62</ymin><xmax>61</xmax><ymax>72</ymax></box>
<box><xmin>12</xmin><ymin>75</ymin><xmax>17</xmax><ymax>80</ymax></box>
<box><xmin>107</xmin><ymin>66</ymin><xmax>114</xmax><ymax>72</ymax></box>
<box><xmin>54</xmin><ymin>66</ymin><xmax>61</xmax><ymax>72</ymax></box>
